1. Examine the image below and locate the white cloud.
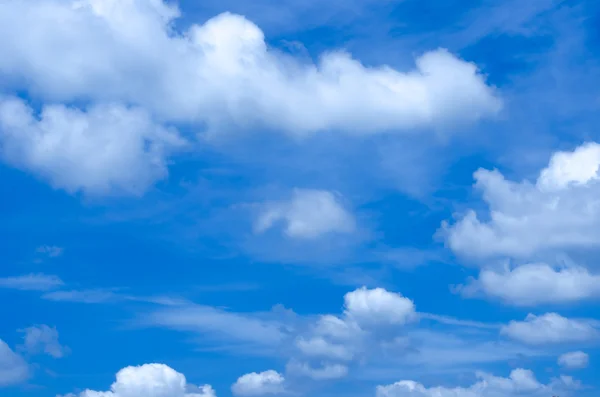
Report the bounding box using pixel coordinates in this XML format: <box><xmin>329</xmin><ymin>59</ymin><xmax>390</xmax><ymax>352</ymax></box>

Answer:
<box><xmin>344</xmin><ymin>286</ymin><xmax>416</xmax><ymax>325</ymax></box>
<box><xmin>19</xmin><ymin>325</ymin><xmax>68</xmax><ymax>358</ymax></box>
<box><xmin>458</xmin><ymin>263</ymin><xmax>600</xmax><ymax>306</ymax></box>
<box><xmin>0</xmin><ymin>96</ymin><xmax>185</xmax><ymax>195</ymax></box>
<box><xmin>255</xmin><ymin>189</ymin><xmax>356</xmax><ymax>239</ymax></box>
<box><xmin>0</xmin><ymin>340</ymin><xmax>29</xmax><ymax>387</ymax></box>
<box><xmin>42</xmin><ymin>289</ymin><xmax>122</xmax><ymax>304</ymax></box>
<box><xmin>144</xmin><ymin>305</ymin><xmax>286</xmax><ymax>348</ymax></box>
<box><xmin>501</xmin><ymin>313</ymin><xmax>599</xmax><ymax>345</ymax></box>
<box><xmin>0</xmin><ymin>273</ymin><xmax>64</xmax><ymax>291</ymax></box>
<box><xmin>231</xmin><ymin>370</ymin><xmax>284</xmax><ymax>396</ymax></box>
<box><xmin>444</xmin><ymin>142</ymin><xmax>600</xmax><ymax>260</ymax></box>
<box><xmin>35</xmin><ymin>245</ymin><xmax>64</xmax><ymax>258</ymax></box>
<box><xmin>558</xmin><ymin>351</ymin><xmax>589</xmax><ymax>369</ymax></box>
<box><xmin>295</xmin><ymin>336</ymin><xmax>354</xmax><ymax>361</ymax></box>
<box><xmin>286</xmin><ymin>360</ymin><xmax>348</xmax><ymax>381</ymax></box>
<box><xmin>376</xmin><ymin>368</ymin><xmax>579</xmax><ymax>397</ymax></box>
<box><xmin>59</xmin><ymin>363</ymin><xmax>215</xmax><ymax>397</ymax></box>
<box><xmin>285</xmin><ymin>360</ymin><xmax>348</xmax><ymax>380</ymax></box>
<box><xmin>0</xmin><ymin>1</ymin><xmax>500</xmax><ymax>137</ymax></box>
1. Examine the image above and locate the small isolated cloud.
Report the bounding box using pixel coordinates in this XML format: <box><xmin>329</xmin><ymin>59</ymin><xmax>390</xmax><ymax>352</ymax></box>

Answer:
<box><xmin>501</xmin><ymin>313</ymin><xmax>599</xmax><ymax>345</ymax></box>
<box><xmin>35</xmin><ymin>245</ymin><xmax>63</xmax><ymax>258</ymax></box>
<box><xmin>0</xmin><ymin>97</ymin><xmax>186</xmax><ymax>196</ymax></box>
<box><xmin>443</xmin><ymin>142</ymin><xmax>600</xmax><ymax>260</ymax></box>
<box><xmin>0</xmin><ymin>339</ymin><xmax>29</xmax><ymax>387</ymax></box>
<box><xmin>376</xmin><ymin>368</ymin><xmax>579</xmax><ymax>397</ymax></box>
<box><xmin>0</xmin><ymin>273</ymin><xmax>63</xmax><ymax>291</ymax></box>
<box><xmin>458</xmin><ymin>263</ymin><xmax>600</xmax><ymax>306</ymax></box>
<box><xmin>255</xmin><ymin>189</ymin><xmax>356</xmax><ymax>239</ymax></box>
<box><xmin>558</xmin><ymin>351</ymin><xmax>589</xmax><ymax>370</ymax></box>
<box><xmin>285</xmin><ymin>360</ymin><xmax>348</xmax><ymax>380</ymax></box>
<box><xmin>231</xmin><ymin>370</ymin><xmax>285</xmax><ymax>396</ymax></box>
<box><xmin>344</xmin><ymin>286</ymin><xmax>416</xmax><ymax>326</ymax></box>
<box><xmin>59</xmin><ymin>363</ymin><xmax>215</xmax><ymax>397</ymax></box>
<box><xmin>19</xmin><ymin>325</ymin><xmax>68</xmax><ymax>358</ymax></box>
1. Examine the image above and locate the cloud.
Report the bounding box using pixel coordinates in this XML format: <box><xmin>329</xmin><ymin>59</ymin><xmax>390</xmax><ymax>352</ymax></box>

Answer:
<box><xmin>254</xmin><ymin>189</ymin><xmax>356</xmax><ymax>239</ymax></box>
<box><xmin>443</xmin><ymin>142</ymin><xmax>600</xmax><ymax>260</ymax></box>
<box><xmin>0</xmin><ymin>96</ymin><xmax>186</xmax><ymax>195</ymax></box>
<box><xmin>35</xmin><ymin>245</ymin><xmax>63</xmax><ymax>258</ymax></box>
<box><xmin>0</xmin><ymin>273</ymin><xmax>64</xmax><ymax>291</ymax></box>
<box><xmin>143</xmin><ymin>304</ymin><xmax>287</xmax><ymax>350</ymax></box>
<box><xmin>42</xmin><ymin>289</ymin><xmax>123</xmax><ymax>304</ymax></box>
<box><xmin>376</xmin><ymin>368</ymin><xmax>579</xmax><ymax>397</ymax></box>
<box><xmin>344</xmin><ymin>286</ymin><xmax>416</xmax><ymax>326</ymax></box>
<box><xmin>501</xmin><ymin>313</ymin><xmax>599</xmax><ymax>345</ymax></box>
<box><xmin>295</xmin><ymin>336</ymin><xmax>354</xmax><ymax>361</ymax></box>
<box><xmin>0</xmin><ymin>1</ymin><xmax>500</xmax><ymax>137</ymax></box>
<box><xmin>285</xmin><ymin>360</ymin><xmax>348</xmax><ymax>380</ymax></box>
<box><xmin>59</xmin><ymin>363</ymin><xmax>215</xmax><ymax>397</ymax></box>
<box><xmin>458</xmin><ymin>263</ymin><xmax>600</xmax><ymax>306</ymax></box>
<box><xmin>558</xmin><ymin>351</ymin><xmax>589</xmax><ymax>370</ymax></box>
<box><xmin>18</xmin><ymin>325</ymin><xmax>68</xmax><ymax>358</ymax></box>
<box><xmin>0</xmin><ymin>340</ymin><xmax>29</xmax><ymax>387</ymax></box>
<box><xmin>231</xmin><ymin>370</ymin><xmax>284</xmax><ymax>396</ymax></box>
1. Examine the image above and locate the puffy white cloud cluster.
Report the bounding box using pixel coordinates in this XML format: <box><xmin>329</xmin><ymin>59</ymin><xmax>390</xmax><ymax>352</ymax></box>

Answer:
<box><xmin>500</xmin><ymin>313</ymin><xmax>599</xmax><ymax>345</ymax></box>
<box><xmin>287</xmin><ymin>286</ymin><xmax>416</xmax><ymax>380</ymax></box>
<box><xmin>444</xmin><ymin>142</ymin><xmax>600</xmax><ymax>306</ymax></box>
<box><xmin>59</xmin><ymin>363</ymin><xmax>216</xmax><ymax>397</ymax></box>
<box><xmin>0</xmin><ymin>0</ymin><xmax>499</xmax><ymax>195</ymax></box>
<box><xmin>254</xmin><ymin>189</ymin><xmax>356</xmax><ymax>239</ymax></box>
<box><xmin>376</xmin><ymin>368</ymin><xmax>579</xmax><ymax>397</ymax></box>
<box><xmin>231</xmin><ymin>370</ymin><xmax>285</xmax><ymax>396</ymax></box>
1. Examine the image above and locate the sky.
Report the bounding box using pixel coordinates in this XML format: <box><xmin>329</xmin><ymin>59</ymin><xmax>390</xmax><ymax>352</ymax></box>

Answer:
<box><xmin>1</xmin><ymin>0</ymin><xmax>600</xmax><ymax>396</ymax></box>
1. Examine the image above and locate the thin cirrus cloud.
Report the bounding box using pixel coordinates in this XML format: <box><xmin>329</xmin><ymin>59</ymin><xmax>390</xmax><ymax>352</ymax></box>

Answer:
<box><xmin>0</xmin><ymin>273</ymin><xmax>64</xmax><ymax>291</ymax></box>
<box><xmin>0</xmin><ymin>0</ymin><xmax>500</xmax><ymax>196</ymax></box>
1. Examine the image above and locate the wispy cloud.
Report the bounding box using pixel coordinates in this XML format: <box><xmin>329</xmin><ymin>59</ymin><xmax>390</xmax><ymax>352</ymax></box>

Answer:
<box><xmin>0</xmin><ymin>274</ymin><xmax>64</xmax><ymax>291</ymax></box>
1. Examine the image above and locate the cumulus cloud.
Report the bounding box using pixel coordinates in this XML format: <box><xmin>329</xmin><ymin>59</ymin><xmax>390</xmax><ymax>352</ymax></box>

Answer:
<box><xmin>295</xmin><ymin>336</ymin><xmax>354</xmax><ymax>361</ymax></box>
<box><xmin>376</xmin><ymin>368</ymin><xmax>579</xmax><ymax>397</ymax></box>
<box><xmin>0</xmin><ymin>96</ymin><xmax>185</xmax><ymax>195</ymax></box>
<box><xmin>0</xmin><ymin>340</ymin><xmax>29</xmax><ymax>387</ymax></box>
<box><xmin>231</xmin><ymin>370</ymin><xmax>285</xmax><ymax>396</ymax></box>
<box><xmin>285</xmin><ymin>360</ymin><xmax>348</xmax><ymax>380</ymax></box>
<box><xmin>254</xmin><ymin>189</ymin><xmax>356</xmax><ymax>239</ymax></box>
<box><xmin>344</xmin><ymin>286</ymin><xmax>416</xmax><ymax>325</ymax></box>
<box><xmin>18</xmin><ymin>325</ymin><xmax>68</xmax><ymax>358</ymax></box>
<box><xmin>444</xmin><ymin>142</ymin><xmax>600</xmax><ymax>260</ymax></box>
<box><xmin>59</xmin><ymin>363</ymin><xmax>215</xmax><ymax>397</ymax></box>
<box><xmin>0</xmin><ymin>0</ymin><xmax>500</xmax><ymax>137</ymax></box>
<box><xmin>501</xmin><ymin>313</ymin><xmax>599</xmax><ymax>345</ymax></box>
<box><xmin>558</xmin><ymin>351</ymin><xmax>589</xmax><ymax>370</ymax></box>
<box><xmin>458</xmin><ymin>263</ymin><xmax>600</xmax><ymax>306</ymax></box>
<box><xmin>0</xmin><ymin>273</ymin><xmax>64</xmax><ymax>291</ymax></box>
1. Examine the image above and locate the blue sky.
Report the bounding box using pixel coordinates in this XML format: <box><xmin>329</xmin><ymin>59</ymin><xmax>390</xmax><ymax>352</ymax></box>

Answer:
<box><xmin>1</xmin><ymin>0</ymin><xmax>600</xmax><ymax>396</ymax></box>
